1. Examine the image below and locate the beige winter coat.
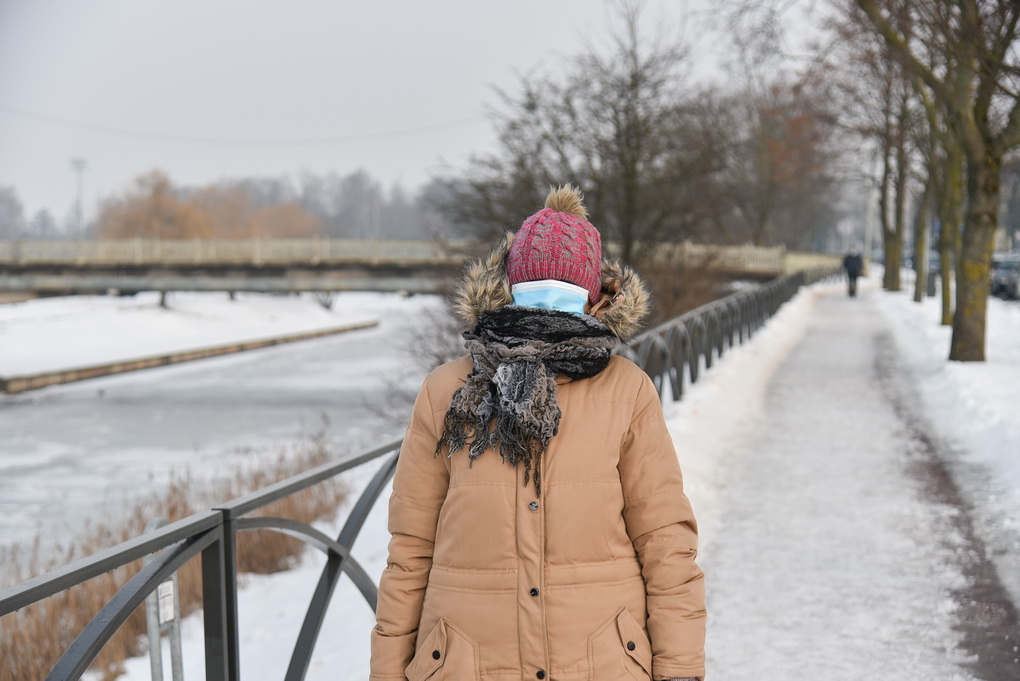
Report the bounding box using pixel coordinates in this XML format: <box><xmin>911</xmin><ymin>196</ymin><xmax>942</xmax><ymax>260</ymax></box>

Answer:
<box><xmin>370</xmin><ymin>236</ymin><xmax>706</xmax><ymax>681</ymax></box>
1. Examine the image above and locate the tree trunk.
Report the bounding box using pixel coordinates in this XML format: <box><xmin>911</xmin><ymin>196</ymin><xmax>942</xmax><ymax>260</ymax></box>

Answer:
<box><xmin>752</xmin><ymin>211</ymin><xmax>769</xmax><ymax>247</ymax></box>
<box><xmin>914</xmin><ymin>76</ymin><xmax>960</xmax><ymax>324</ymax></box>
<box><xmin>885</xmin><ymin>97</ymin><xmax>909</xmax><ymax>292</ymax></box>
<box><xmin>878</xmin><ymin>148</ymin><xmax>902</xmax><ymax>291</ymax></box>
<box><xmin>949</xmin><ymin>150</ymin><xmax>1001</xmax><ymax>361</ymax></box>
<box><xmin>884</xmin><ymin>213</ymin><xmax>904</xmax><ymax>291</ymax></box>
<box><xmin>938</xmin><ymin>142</ymin><xmax>964</xmax><ymax>325</ymax></box>
<box><xmin>913</xmin><ymin>180</ymin><xmax>931</xmax><ymax>303</ymax></box>
<box><xmin>881</xmin><ymin>194</ymin><xmax>906</xmax><ymax>291</ymax></box>
<box><xmin>938</xmin><ymin>232</ymin><xmax>954</xmax><ymax>324</ymax></box>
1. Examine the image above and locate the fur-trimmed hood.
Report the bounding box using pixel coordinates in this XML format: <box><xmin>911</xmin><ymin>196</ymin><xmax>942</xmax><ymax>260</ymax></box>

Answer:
<box><xmin>452</xmin><ymin>232</ymin><xmax>651</xmax><ymax>342</ymax></box>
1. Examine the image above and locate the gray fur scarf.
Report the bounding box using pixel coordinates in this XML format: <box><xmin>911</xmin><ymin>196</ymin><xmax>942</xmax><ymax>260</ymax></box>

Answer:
<box><xmin>437</xmin><ymin>305</ymin><xmax>619</xmax><ymax>495</ymax></box>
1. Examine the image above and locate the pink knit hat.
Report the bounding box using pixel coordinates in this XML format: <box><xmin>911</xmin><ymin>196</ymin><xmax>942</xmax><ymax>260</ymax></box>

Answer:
<box><xmin>506</xmin><ymin>186</ymin><xmax>603</xmax><ymax>304</ymax></box>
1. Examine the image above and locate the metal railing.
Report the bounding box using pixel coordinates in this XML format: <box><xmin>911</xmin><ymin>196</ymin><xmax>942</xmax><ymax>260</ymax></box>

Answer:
<box><xmin>0</xmin><ymin>441</ymin><xmax>402</xmax><ymax>681</ymax></box>
<box><xmin>0</xmin><ymin>268</ymin><xmax>840</xmax><ymax>680</ymax></box>
<box><xmin>619</xmin><ymin>268</ymin><xmax>842</xmax><ymax>400</ymax></box>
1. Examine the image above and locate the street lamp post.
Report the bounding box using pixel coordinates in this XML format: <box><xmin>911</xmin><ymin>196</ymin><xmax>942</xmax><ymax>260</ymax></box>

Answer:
<box><xmin>71</xmin><ymin>157</ymin><xmax>87</xmax><ymax>240</ymax></box>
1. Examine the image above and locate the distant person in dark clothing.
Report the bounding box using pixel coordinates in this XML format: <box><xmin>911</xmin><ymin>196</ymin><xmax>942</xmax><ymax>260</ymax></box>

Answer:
<box><xmin>843</xmin><ymin>250</ymin><xmax>864</xmax><ymax>297</ymax></box>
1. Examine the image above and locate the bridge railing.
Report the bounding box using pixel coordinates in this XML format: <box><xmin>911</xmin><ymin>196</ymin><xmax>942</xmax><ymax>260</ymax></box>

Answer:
<box><xmin>0</xmin><ymin>268</ymin><xmax>841</xmax><ymax>680</ymax></box>
<box><xmin>0</xmin><ymin>238</ymin><xmax>838</xmax><ymax>276</ymax></box>
<box><xmin>643</xmin><ymin>242</ymin><xmax>786</xmax><ymax>275</ymax></box>
<box><xmin>0</xmin><ymin>238</ymin><xmax>477</xmax><ymax>267</ymax></box>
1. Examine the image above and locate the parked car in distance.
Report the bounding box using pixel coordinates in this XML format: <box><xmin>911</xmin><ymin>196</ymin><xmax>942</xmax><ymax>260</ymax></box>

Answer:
<box><xmin>1002</xmin><ymin>261</ymin><xmax>1020</xmax><ymax>300</ymax></box>
<box><xmin>990</xmin><ymin>252</ymin><xmax>1020</xmax><ymax>298</ymax></box>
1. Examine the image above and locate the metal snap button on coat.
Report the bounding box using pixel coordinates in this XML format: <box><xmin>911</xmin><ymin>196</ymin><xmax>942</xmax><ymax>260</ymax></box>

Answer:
<box><xmin>529</xmin><ymin>501</ymin><xmax>539</xmax><ymax>510</ymax></box>
<box><xmin>536</xmin><ymin>671</ymin><xmax>546</xmax><ymax>680</ymax></box>
<box><xmin>627</xmin><ymin>641</ymin><xmax>636</xmax><ymax>651</ymax></box>
<box><xmin>432</xmin><ymin>650</ymin><xmax>441</xmax><ymax>660</ymax></box>
<box><xmin>530</xmin><ymin>588</ymin><xmax>539</xmax><ymax>597</ymax></box>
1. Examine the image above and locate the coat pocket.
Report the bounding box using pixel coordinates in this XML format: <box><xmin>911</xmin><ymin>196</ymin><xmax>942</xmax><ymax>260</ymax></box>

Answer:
<box><xmin>405</xmin><ymin>618</ymin><xmax>480</xmax><ymax>681</ymax></box>
<box><xmin>586</xmin><ymin>607</ymin><xmax>653</xmax><ymax>681</ymax></box>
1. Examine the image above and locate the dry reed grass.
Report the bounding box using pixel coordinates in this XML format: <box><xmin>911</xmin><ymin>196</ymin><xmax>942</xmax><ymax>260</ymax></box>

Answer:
<box><xmin>0</xmin><ymin>428</ymin><xmax>349</xmax><ymax>681</ymax></box>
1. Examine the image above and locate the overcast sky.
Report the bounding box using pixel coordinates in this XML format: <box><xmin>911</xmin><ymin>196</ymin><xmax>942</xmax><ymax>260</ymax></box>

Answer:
<box><xmin>0</xmin><ymin>0</ymin><xmax>789</xmax><ymax>225</ymax></box>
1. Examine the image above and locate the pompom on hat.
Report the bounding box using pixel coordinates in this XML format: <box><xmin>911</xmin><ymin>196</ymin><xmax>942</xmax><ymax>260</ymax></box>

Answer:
<box><xmin>506</xmin><ymin>185</ymin><xmax>603</xmax><ymax>304</ymax></box>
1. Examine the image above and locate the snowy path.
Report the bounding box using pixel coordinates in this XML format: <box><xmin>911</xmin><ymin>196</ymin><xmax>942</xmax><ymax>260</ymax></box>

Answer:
<box><xmin>701</xmin><ymin>287</ymin><xmax>1014</xmax><ymax>680</ymax></box>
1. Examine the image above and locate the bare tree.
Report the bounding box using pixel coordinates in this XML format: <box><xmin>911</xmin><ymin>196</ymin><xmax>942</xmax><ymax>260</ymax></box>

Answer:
<box><xmin>855</xmin><ymin>0</ymin><xmax>1020</xmax><ymax>361</ymax></box>
<box><xmin>0</xmin><ymin>186</ymin><xmax>26</xmax><ymax>240</ymax></box>
<box><xmin>418</xmin><ymin>177</ymin><xmax>485</xmax><ymax>239</ymax></box>
<box><xmin>98</xmin><ymin>171</ymin><xmax>214</xmax><ymax>239</ymax></box>
<box><xmin>709</xmin><ymin>79</ymin><xmax>843</xmax><ymax>249</ymax></box>
<box><xmin>885</xmin><ymin>84</ymin><xmax>914</xmax><ymax>292</ymax></box>
<box><xmin>296</xmin><ymin>170</ymin><xmax>386</xmax><ymax>238</ymax></box>
<box><xmin>436</xmin><ymin>2</ymin><xmax>698</xmax><ymax>265</ymax></box>
<box><xmin>27</xmin><ymin>209</ymin><xmax>59</xmax><ymax>240</ymax></box>
<box><xmin>1003</xmin><ymin>154</ymin><xmax>1020</xmax><ymax>249</ymax></box>
<box><xmin>914</xmin><ymin>79</ymin><xmax>965</xmax><ymax>322</ymax></box>
<box><xmin>818</xmin><ymin>9</ymin><xmax>924</xmax><ymax>291</ymax></box>
<box><xmin>98</xmin><ymin>171</ymin><xmax>324</xmax><ymax>239</ymax></box>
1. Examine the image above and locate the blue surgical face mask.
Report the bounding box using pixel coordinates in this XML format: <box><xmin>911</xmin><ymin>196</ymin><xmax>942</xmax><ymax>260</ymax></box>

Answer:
<box><xmin>511</xmin><ymin>280</ymin><xmax>589</xmax><ymax>316</ymax></box>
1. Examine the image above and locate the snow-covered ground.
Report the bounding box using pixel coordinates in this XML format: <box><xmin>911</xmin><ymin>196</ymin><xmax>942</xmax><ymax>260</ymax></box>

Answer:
<box><xmin>873</xmin><ymin>283</ymin><xmax>1020</xmax><ymax>607</ymax></box>
<box><xmin>3</xmin><ymin>275</ymin><xmax>1018</xmax><ymax>679</ymax></box>
<box><xmin>0</xmin><ymin>291</ymin><xmax>439</xmax><ymax>547</ymax></box>
<box><xmin>0</xmin><ymin>291</ymin><xmax>378</xmax><ymax>375</ymax></box>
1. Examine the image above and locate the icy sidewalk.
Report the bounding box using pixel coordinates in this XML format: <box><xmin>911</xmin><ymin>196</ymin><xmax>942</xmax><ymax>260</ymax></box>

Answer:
<box><xmin>691</xmin><ymin>283</ymin><xmax>992</xmax><ymax>680</ymax></box>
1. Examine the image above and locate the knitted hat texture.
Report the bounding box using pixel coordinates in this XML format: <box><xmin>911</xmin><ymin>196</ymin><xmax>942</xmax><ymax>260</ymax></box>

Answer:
<box><xmin>506</xmin><ymin>187</ymin><xmax>603</xmax><ymax>304</ymax></box>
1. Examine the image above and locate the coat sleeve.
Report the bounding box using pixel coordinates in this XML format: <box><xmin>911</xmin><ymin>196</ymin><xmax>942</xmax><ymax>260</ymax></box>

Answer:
<box><xmin>369</xmin><ymin>377</ymin><xmax>450</xmax><ymax>681</ymax></box>
<box><xmin>618</xmin><ymin>373</ymin><xmax>706</xmax><ymax>681</ymax></box>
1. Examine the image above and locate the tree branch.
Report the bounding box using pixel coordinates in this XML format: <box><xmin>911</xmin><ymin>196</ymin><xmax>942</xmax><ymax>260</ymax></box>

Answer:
<box><xmin>961</xmin><ymin>0</ymin><xmax>998</xmax><ymax>132</ymax></box>
<box><xmin>855</xmin><ymin>0</ymin><xmax>955</xmax><ymax>107</ymax></box>
<box><xmin>998</xmin><ymin>94</ymin><xmax>1020</xmax><ymax>152</ymax></box>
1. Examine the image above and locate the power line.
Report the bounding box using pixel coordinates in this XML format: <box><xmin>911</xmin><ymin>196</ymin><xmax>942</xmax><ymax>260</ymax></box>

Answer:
<box><xmin>0</xmin><ymin>102</ymin><xmax>487</xmax><ymax>147</ymax></box>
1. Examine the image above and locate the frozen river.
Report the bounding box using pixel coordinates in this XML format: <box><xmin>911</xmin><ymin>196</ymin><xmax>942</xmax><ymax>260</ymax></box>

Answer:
<box><xmin>0</xmin><ymin>293</ymin><xmax>441</xmax><ymax>548</ymax></box>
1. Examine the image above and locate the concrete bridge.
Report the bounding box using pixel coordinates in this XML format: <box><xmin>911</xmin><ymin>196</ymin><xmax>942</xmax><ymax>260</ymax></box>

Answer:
<box><xmin>0</xmin><ymin>238</ymin><xmax>841</xmax><ymax>296</ymax></box>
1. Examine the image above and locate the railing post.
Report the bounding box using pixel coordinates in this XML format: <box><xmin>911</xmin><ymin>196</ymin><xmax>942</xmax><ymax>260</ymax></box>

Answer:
<box><xmin>201</xmin><ymin>523</ymin><xmax>240</xmax><ymax>681</ymax></box>
<box><xmin>144</xmin><ymin>518</ymin><xmax>185</xmax><ymax>681</ymax></box>
<box><xmin>284</xmin><ymin>453</ymin><xmax>400</xmax><ymax>681</ymax></box>
<box><xmin>145</xmin><ymin>573</ymin><xmax>164</xmax><ymax>681</ymax></box>
<box><xmin>168</xmin><ymin>571</ymin><xmax>184</xmax><ymax>681</ymax></box>
<box><xmin>222</xmin><ymin>516</ymin><xmax>241</xmax><ymax>681</ymax></box>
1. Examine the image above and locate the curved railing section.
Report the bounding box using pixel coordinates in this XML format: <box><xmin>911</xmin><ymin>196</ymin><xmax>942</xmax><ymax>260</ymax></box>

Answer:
<box><xmin>619</xmin><ymin>268</ymin><xmax>841</xmax><ymax>400</ymax></box>
<box><xmin>0</xmin><ymin>267</ymin><xmax>840</xmax><ymax>681</ymax></box>
<box><xmin>0</xmin><ymin>441</ymin><xmax>402</xmax><ymax>681</ymax></box>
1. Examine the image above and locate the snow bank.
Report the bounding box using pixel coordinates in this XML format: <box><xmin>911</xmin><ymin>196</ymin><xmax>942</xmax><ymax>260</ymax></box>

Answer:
<box><xmin>873</xmin><ymin>286</ymin><xmax>1020</xmax><ymax>604</ymax></box>
<box><xmin>0</xmin><ymin>292</ymin><xmax>378</xmax><ymax>375</ymax></box>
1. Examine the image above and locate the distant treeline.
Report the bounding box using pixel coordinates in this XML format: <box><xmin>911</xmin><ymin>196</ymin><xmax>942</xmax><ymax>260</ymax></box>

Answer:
<box><xmin>0</xmin><ymin>170</ymin><xmax>485</xmax><ymax>242</ymax></box>
<box><xmin>93</xmin><ymin>169</ymin><xmax>472</xmax><ymax>241</ymax></box>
